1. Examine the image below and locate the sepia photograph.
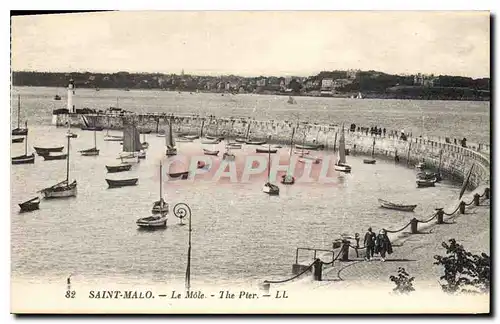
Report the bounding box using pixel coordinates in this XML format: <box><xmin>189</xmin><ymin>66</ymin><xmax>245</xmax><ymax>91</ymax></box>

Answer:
<box><xmin>9</xmin><ymin>9</ymin><xmax>491</xmax><ymax>314</ymax></box>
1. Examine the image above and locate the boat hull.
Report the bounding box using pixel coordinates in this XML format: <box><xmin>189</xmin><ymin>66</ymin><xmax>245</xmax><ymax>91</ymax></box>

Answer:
<box><xmin>106</xmin><ymin>164</ymin><xmax>132</xmax><ymax>173</ymax></box>
<box><xmin>42</xmin><ymin>154</ymin><xmax>67</xmax><ymax>161</ymax></box>
<box><xmin>12</xmin><ymin>128</ymin><xmax>28</xmax><ymax>136</ymax></box>
<box><xmin>104</xmin><ymin>136</ymin><xmax>123</xmax><ymax>142</ymax></box>
<box><xmin>334</xmin><ymin>163</ymin><xmax>351</xmax><ymax>173</ymax></box>
<box><xmin>106</xmin><ymin>178</ymin><xmax>138</xmax><ymax>188</ymax></box>
<box><xmin>34</xmin><ymin>146</ymin><xmax>64</xmax><ymax>155</ymax></box>
<box><xmin>12</xmin><ymin>137</ymin><xmax>24</xmax><ymax>143</ymax></box>
<box><xmin>203</xmin><ymin>149</ymin><xmax>219</xmax><ymax>156</ymax></box>
<box><xmin>12</xmin><ymin>153</ymin><xmax>35</xmax><ymax>165</ymax></box>
<box><xmin>263</xmin><ymin>183</ymin><xmax>280</xmax><ymax>195</ymax></box>
<box><xmin>295</xmin><ymin>144</ymin><xmax>324</xmax><ymax>151</ymax></box>
<box><xmin>80</xmin><ymin>148</ymin><xmax>100</xmax><ymax>156</ymax></box>
<box><xmin>19</xmin><ymin>197</ymin><xmax>40</xmax><ymax>212</ymax></box>
<box><xmin>136</xmin><ymin>216</ymin><xmax>167</xmax><ymax>228</ymax></box>
<box><xmin>168</xmin><ymin>171</ymin><xmax>189</xmax><ymax>180</ymax></box>
<box><xmin>363</xmin><ymin>159</ymin><xmax>376</xmax><ymax>164</ymax></box>
<box><xmin>42</xmin><ymin>181</ymin><xmax>77</xmax><ymax>198</ymax></box>
<box><xmin>378</xmin><ymin>199</ymin><xmax>417</xmax><ymax>212</ymax></box>
<box><xmin>417</xmin><ymin>180</ymin><xmax>436</xmax><ymax>188</ymax></box>
<box><xmin>256</xmin><ymin>148</ymin><xmax>277</xmax><ymax>153</ymax></box>
<box><xmin>81</xmin><ymin>126</ymin><xmax>104</xmax><ymax>131</ymax></box>
<box><xmin>246</xmin><ymin>140</ymin><xmax>267</xmax><ymax>145</ymax></box>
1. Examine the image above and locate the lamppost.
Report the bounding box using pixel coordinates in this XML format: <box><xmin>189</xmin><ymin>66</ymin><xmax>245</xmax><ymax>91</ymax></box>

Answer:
<box><xmin>173</xmin><ymin>203</ymin><xmax>193</xmax><ymax>292</ymax></box>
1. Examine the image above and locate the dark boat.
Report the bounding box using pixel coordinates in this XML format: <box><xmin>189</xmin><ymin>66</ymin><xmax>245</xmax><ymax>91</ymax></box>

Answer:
<box><xmin>256</xmin><ymin>147</ymin><xmax>278</xmax><ymax>153</ymax></box>
<box><xmin>378</xmin><ymin>199</ymin><xmax>417</xmax><ymax>212</ymax></box>
<box><xmin>281</xmin><ymin>174</ymin><xmax>295</xmax><ymax>185</ymax></box>
<box><xmin>42</xmin><ymin>153</ymin><xmax>67</xmax><ymax>161</ymax></box>
<box><xmin>363</xmin><ymin>159</ymin><xmax>376</xmax><ymax>164</ymax></box>
<box><xmin>416</xmin><ymin>178</ymin><xmax>436</xmax><ymax>188</ymax></box>
<box><xmin>417</xmin><ymin>171</ymin><xmax>442</xmax><ymax>182</ymax></box>
<box><xmin>34</xmin><ymin>146</ymin><xmax>64</xmax><ymax>155</ymax></box>
<box><xmin>12</xmin><ymin>153</ymin><xmax>35</xmax><ymax>165</ymax></box>
<box><xmin>295</xmin><ymin>144</ymin><xmax>324</xmax><ymax>151</ymax></box>
<box><xmin>246</xmin><ymin>140</ymin><xmax>267</xmax><ymax>145</ymax></box>
<box><xmin>106</xmin><ymin>178</ymin><xmax>138</xmax><ymax>188</ymax></box>
<box><xmin>203</xmin><ymin>149</ymin><xmax>219</xmax><ymax>156</ymax></box>
<box><xmin>12</xmin><ymin>137</ymin><xmax>24</xmax><ymax>143</ymax></box>
<box><xmin>19</xmin><ymin>197</ymin><xmax>40</xmax><ymax>212</ymax></box>
<box><xmin>81</xmin><ymin>126</ymin><xmax>104</xmax><ymax>131</ymax></box>
<box><xmin>139</xmin><ymin>130</ymin><xmax>152</xmax><ymax>134</ymax></box>
<box><xmin>106</xmin><ymin>164</ymin><xmax>132</xmax><ymax>173</ymax></box>
<box><xmin>54</xmin><ymin>95</ymin><xmax>61</xmax><ymax>100</ymax></box>
<box><xmin>168</xmin><ymin>171</ymin><xmax>189</xmax><ymax>180</ymax></box>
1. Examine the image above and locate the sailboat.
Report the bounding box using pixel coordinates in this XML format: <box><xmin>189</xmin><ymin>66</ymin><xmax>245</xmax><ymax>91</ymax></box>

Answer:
<box><xmin>298</xmin><ymin>129</ymin><xmax>321</xmax><ymax>164</ymax></box>
<box><xmin>40</xmin><ymin>133</ymin><xmax>77</xmax><ymax>198</ymax></box>
<box><xmin>334</xmin><ymin>124</ymin><xmax>351</xmax><ymax>173</ymax></box>
<box><xmin>281</xmin><ymin>127</ymin><xmax>296</xmax><ymax>184</ymax></box>
<box><xmin>118</xmin><ymin>123</ymin><xmax>143</xmax><ymax>163</ymax></box>
<box><xmin>12</xmin><ymin>95</ymin><xmax>28</xmax><ymax>136</ymax></box>
<box><xmin>165</xmin><ymin>118</ymin><xmax>177</xmax><ymax>156</ymax></box>
<box><xmin>151</xmin><ymin>162</ymin><xmax>169</xmax><ymax>214</ymax></box>
<box><xmin>11</xmin><ymin>121</ymin><xmax>35</xmax><ymax>165</ymax></box>
<box><xmin>262</xmin><ymin>145</ymin><xmax>280</xmax><ymax>195</ymax></box>
<box><xmin>363</xmin><ymin>138</ymin><xmax>376</xmax><ymax>164</ymax></box>
<box><xmin>104</xmin><ymin>114</ymin><xmax>123</xmax><ymax>141</ymax></box>
<box><xmin>79</xmin><ymin>128</ymin><xmax>99</xmax><ymax>156</ymax></box>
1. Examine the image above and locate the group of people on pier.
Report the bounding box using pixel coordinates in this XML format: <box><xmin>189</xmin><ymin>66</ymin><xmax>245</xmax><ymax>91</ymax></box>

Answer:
<box><xmin>353</xmin><ymin>227</ymin><xmax>393</xmax><ymax>262</ymax></box>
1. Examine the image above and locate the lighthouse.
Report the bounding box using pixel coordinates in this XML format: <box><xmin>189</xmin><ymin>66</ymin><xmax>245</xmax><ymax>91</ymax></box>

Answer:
<box><xmin>67</xmin><ymin>79</ymin><xmax>75</xmax><ymax>113</ymax></box>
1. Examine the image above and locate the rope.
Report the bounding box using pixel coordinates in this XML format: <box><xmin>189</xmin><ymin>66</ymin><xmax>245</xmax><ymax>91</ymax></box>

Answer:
<box><xmin>464</xmin><ymin>199</ymin><xmax>475</xmax><ymax>206</ymax></box>
<box><xmin>417</xmin><ymin>212</ymin><xmax>438</xmax><ymax>224</ymax></box>
<box><xmin>264</xmin><ymin>261</ymin><xmax>315</xmax><ymax>284</ymax></box>
<box><xmin>321</xmin><ymin>249</ymin><xmax>343</xmax><ymax>265</ymax></box>
<box><xmin>444</xmin><ymin>204</ymin><xmax>461</xmax><ymax>216</ymax></box>
<box><xmin>385</xmin><ymin>221</ymin><xmax>412</xmax><ymax>234</ymax></box>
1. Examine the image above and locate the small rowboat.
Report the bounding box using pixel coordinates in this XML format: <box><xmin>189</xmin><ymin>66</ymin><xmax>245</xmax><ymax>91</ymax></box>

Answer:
<box><xmin>81</xmin><ymin>126</ymin><xmax>104</xmax><ymax>131</ymax></box>
<box><xmin>201</xmin><ymin>138</ymin><xmax>221</xmax><ymax>144</ymax></box>
<box><xmin>104</xmin><ymin>135</ymin><xmax>123</xmax><ymax>141</ymax></box>
<box><xmin>106</xmin><ymin>178</ymin><xmax>138</xmax><ymax>188</ymax></box>
<box><xmin>235</xmin><ymin>138</ymin><xmax>247</xmax><ymax>143</ymax></box>
<box><xmin>79</xmin><ymin>147</ymin><xmax>99</xmax><ymax>156</ymax></box>
<box><xmin>203</xmin><ymin>149</ymin><xmax>219</xmax><ymax>156</ymax></box>
<box><xmin>298</xmin><ymin>156</ymin><xmax>321</xmax><ymax>164</ymax></box>
<box><xmin>12</xmin><ymin>137</ymin><xmax>24</xmax><ymax>143</ymax></box>
<box><xmin>256</xmin><ymin>147</ymin><xmax>277</xmax><ymax>153</ymax></box>
<box><xmin>19</xmin><ymin>197</ymin><xmax>40</xmax><ymax>212</ymax></box>
<box><xmin>12</xmin><ymin>128</ymin><xmax>28</xmax><ymax>136</ymax></box>
<box><xmin>378</xmin><ymin>198</ymin><xmax>417</xmax><ymax>212</ymax></box>
<box><xmin>168</xmin><ymin>171</ymin><xmax>189</xmax><ymax>180</ymax></box>
<box><xmin>176</xmin><ymin>137</ymin><xmax>194</xmax><ymax>142</ymax></box>
<box><xmin>363</xmin><ymin>158</ymin><xmax>376</xmax><ymax>164</ymax></box>
<box><xmin>417</xmin><ymin>178</ymin><xmax>436</xmax><ymax>188</ymax></box>
<box><xmin>12</xmin><ymin>153</ymin><xmax>35</xmax><ymax>165</ymax></box>
<box><xmin>34</xmin><ymin>146</ymin><xmax>64</xmax><ymax>155</ymax></box>
<box><xmin>295</xmin><ymin>144</ymin><xmax>324</xmax><ymax>151</ymax></box>
<box><xmin>246</xmin><ymin>140</ymin><xmax>267</xmax><ymax>145</ymax></box>
<box><xmin>42</xmin><ymin>153</ymin><xmax>67</xmax><ymax>161</ymax></box>
<box><xmin>136</xmin><ymin>215</ymin><xmax>167</xmax><ymax>229</ymax></box>
<box><xmin>183</xmin><ymin>135</ymin><xmax>199</xmax><ymax>140</ymax></box>
<box><xmin>106</xmin><ymin>164</ymin><xmax>132</xmax><ymax>173</ymax></box>
<box><xmin>294</xmin><ymin>150</ymin><xmax>310</xmax><ymax>155</ymax></box>
<box><xmin>417</xmin><ymin>172</ymin><xmax>442</xmax><ymax>182</ymax></box>
<box><xmin>334</xmin><ymin>163</ymin><xmax>351</xmax><ymax>173</ymax></box>
<box><xmin>226</xmin><ymin>143</ymin><xmax>242</xmax><ymax>149</ymax></box>
<box><xmin>205</xmin><ymin>135</ymin><xmax>225</xmax><ymax>141</ymax></box>
<box><xmin>67</xmin><ymin>132</ymin><xmax>78</xmax><ymax>138</ymax></box>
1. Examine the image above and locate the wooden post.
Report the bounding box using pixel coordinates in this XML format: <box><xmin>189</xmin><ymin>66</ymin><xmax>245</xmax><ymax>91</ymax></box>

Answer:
<box><xmin>313</xmin><ymin>259</ymin><xmax>322</xmax><ymax>281</ymax></box>
<box><xmin>485</xmin><ymin>187</ymin><xmax>490</xmax><ymax>199</ymax></box>
<box><xmin>459</xmin><ymin>201</ymin><xmax>466</xmax><ymax>214</ymax></box>
<box><xmin>340</xmin><ymin>240</ymin><xmax>350</xmax><ymax>261</ymax></box>
<box><xmin>435</xmin><ymin>208</ymin><xmax>444</xmax><ymax>224</ymax></box>
<box><xmin>410</xmin><ymin>218</ymin><xmax>418</xmax><ymax>234</ymax></box>
<box><xmin>474</xmin><ymin>193</ymin><xmax>480</xmax><ymax>206</ymax></box>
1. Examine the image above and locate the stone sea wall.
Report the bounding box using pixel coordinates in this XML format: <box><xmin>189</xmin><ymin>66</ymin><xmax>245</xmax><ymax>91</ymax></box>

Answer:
<box><xmin>54</xmin><ymin>113</ymin><xmax>490</xmax><ymax>188</ymax></box>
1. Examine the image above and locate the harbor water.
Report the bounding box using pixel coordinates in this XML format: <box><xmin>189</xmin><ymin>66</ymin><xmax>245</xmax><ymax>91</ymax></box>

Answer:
<box><xmin>10</xmin><ymin>87</ymin><xmax>489</xmax><ymax>286</ymax></box>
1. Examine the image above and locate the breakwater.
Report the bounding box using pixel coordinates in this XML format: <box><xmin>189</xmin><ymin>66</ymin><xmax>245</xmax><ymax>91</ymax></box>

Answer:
<box><xmin>54</xmin><ymin>112</ymin><xmax>491</xmax><ymax>188</ymax></box>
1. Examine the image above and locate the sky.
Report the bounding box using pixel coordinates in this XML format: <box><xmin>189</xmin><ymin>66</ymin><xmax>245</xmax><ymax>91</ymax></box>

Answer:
<box><xmin>11</xmin><ymin>11</ymin><xmax>490</xmax><ymax>78</ymax></box>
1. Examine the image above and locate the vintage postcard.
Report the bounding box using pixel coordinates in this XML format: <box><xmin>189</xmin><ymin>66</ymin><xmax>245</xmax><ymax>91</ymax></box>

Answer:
<box><xmin>10</xmin><ymin>10</ymin><xmax>490</xmax><ymax>314</ymax></box>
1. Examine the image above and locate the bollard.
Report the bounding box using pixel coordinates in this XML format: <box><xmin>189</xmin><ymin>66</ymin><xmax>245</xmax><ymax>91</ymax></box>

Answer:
<box><xmin>410</xmin><ymin>218</ymin><xmax>418</xmax><ymax>234</ymax></box>
<box><xmin>485</xmin><ymin>187</ymin><xmax>490</xmax><ymax>199</ymax></box>
<box><xmin>474</xmin><ymin>193</ymin><xmax>480</xmax><ymax>206</ymax></box>
<box><xmin>340</xmin><ymin>240</ymin><xmax>350</xmax><ymax>261</ymax></box>
<box><xmin>313</xmin><ymin>259</ymin><xmax>323</xmax><ymax>281</ymax></box>
<box><xmin>459</xmin><ymin>201</ymin><xmax>466</xmax><ymax>214</ymax></box>
<box><xmin>435</xmin><ymin>208</ymin><xmax>444</xmax><ymax>224</ymax></box>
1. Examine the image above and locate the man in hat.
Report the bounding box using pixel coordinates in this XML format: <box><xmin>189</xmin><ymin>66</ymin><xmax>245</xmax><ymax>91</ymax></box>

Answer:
<box><xmin>363</xmin><ymin>227</ymin><xmax>376</xmax><ymax>261</ymax></box>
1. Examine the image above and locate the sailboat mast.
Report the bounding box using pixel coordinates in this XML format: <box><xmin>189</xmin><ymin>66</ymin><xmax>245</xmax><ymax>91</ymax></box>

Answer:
<box><xmin>24</xmin><ymin>121</ymin><xmax>28</xmax><ymax>155</ymax></box>
<box><xmin>66</xmin><ymin>134</ymin><xmax>70</xmax><ymax>183</ymax></box>
<box><xmin>268</xmin><ymin>144</ymin><xmax>271</xmax><ymax>181</ymax></box>
<box><xmin>94</xmin><ymin>129</ymin><xmax>97</xmax><ymax>149</ymax></box>
<box><xmin>17</xmin><ymin>95</ymin><xmax>21</xmax><ymax>129</ymax></box>
<box><xmin>160</xmin><ymin>162</ymin><xmax>163</xmax><ymax>200</ymax></box>
<box><xmin>246</xmin><ymin>122</ymin><xmax>251</xmax><ymax>139</ymax></box>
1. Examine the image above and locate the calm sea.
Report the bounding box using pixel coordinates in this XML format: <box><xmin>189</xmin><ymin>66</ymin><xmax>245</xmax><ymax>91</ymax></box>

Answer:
<box><xmin>10</xmin><ymin>87</ymin><xmax>487</xmax><ymax>286</ymax></box>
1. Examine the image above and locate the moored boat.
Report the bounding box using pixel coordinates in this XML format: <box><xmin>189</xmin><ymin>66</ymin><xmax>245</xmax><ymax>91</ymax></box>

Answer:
<box><xmin>42</xmin><ymin>153</ymin><xmax>67</xmax><ymax>161</ymax></box>
<box><xmin>168</xmin><ymin>171</ymin><xmax>189</xmax><ymax>180</ymax></box>
<box><xmin>183</xmin><ymin>134</ymin><xmax>199</xmax><ymax>140</ymax></box>
<box><xmin>136</xmin><ymin>215</ymin><xmax>167</xmax><ymax>229</ymax></box>
<box><xmin>201</xmin><ymin>138</ymin><xmax>221</xmax><ymax>144</ymax></box>
<box><xmin>151</xmin><ymin>163</ymin><xmax>169</xmax><ymax>214</ymax></box>
<box><xmin>19</xmin><ymin>197</ymin><xmax>40</xmax><ymax>212</ymax></box>
<box><xmin>54</xmin><ymin>95</ymin><xmax>61</xmax><ymax>100</ymax></box>
<box><xmin>246</xmin><ymin>140</ymin><xmax>267</xmax><ymax>145</ymax></box>
<box><xmin>34</xmin><ymin>146</ymin><xmax>64</xmax><ymax>155</ymax></box>
<box><xmin>106</xmin><ymin>178</ymin><xmax>138</xmax><ymax>188</ymax></box>
<box><xmin>12</xmin><ymin>137</ymin><xmax>24</xmax><ymax>143</ymax></box>
<box><xmin>256</xmin><ymin>147</ymin><xmax>277</xmax><ymax>153</ymax></box>
<box><xmin>106</xmin><ymin>164</ymin><xmax>132</xmax><ymax>173</ymax></box>
<box><xmin>12</xmin><ymin>95</ymin><xmax>28</xmax><ymax>136</ymax></box>
<box><xmin>263</xmin><ymin>145</ymin><xmax>280</xmax><ymax>195</ymax></box>
<box><xmin>81</xmin><ymin>126</ymin><xmax>104</xmax><ymax>131</ymax></box>
<box><xmin>378</xmin><ymin>199</ymin><xmax>417</xmax><ymax>212</ymax></box>
<box><xmin>235</xmin><ymin>138</ymin><xmax>247</xmax><ymax>143</ymax></box>
<box><xmin>334</xmin><ymin>124</ymin><xmax>351</xmax><ymax>173</ymax></box>
<box><xmin>226</xmin><ymin>143</ymin><xmax>242</xmax><ymax>149</ymax></box>
<box><xmin>12</xmin><ymin>153</ymin><xmax>35</xmax><ymax>165</ymax></box>
<box><xmin>203</xmin><ymin>149</ymin><xmax>219</xmax><ymax>156</ymax></box>
<box><xmin>295</xmin><ymin>143</ymin><xmax>324</xmax><ymax>151</ymax></box>
<box><xmin>299</xmin><ymin>155</ymin><xmax>321</xmax><ymax>164</ymax></box>
<box><xmin>165</xmin><ymin>117</ymin><xmax>178</xmax><ymax>156</ymax></box>
<box><xmin>281</xmin><ymin>126</ymin><xmax>296</xmax><ymax>185</ymax></box>
<box><xmin>363</xmin><ymin>158</ymin><xmax>376</xmax><ymax>164</ymax></box>
<box><xmin>416</xmin><ymin>178</ymin><xmax>436</xmax><ymax>188</ymax></box>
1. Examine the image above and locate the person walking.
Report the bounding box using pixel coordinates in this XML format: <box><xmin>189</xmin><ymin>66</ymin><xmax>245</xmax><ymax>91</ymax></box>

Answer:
<box><xmin>363</xmin><ymin>227</ymin><xmax>376</xmax><ymax>261</ymax></box>
<box><xmin>375</xmin><ymin>229</ymin><xmax>393</xmax><ymax>262</ymax></box>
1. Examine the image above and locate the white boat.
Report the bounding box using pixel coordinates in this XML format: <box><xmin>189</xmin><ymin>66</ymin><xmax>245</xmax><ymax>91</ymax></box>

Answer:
<box><xmin>201</xmin><ymin>138</ymin><xmax>221</xmax><ymax>144</ymax></box>
<box><xmin>118</xmin><ymin>123</ymin><xmax>143</xmax><ymax>163</ymax></box>
<box><xmin>263</xmin><ymin>145</ymin><xmax>279</xmax><ymax>195</ymax></box>
<box><xmin>40</xmin><ymin>134</ymin><xmax>77</xmax><ymax>198</ymax></box>
<box><xmin>334</xmin><ymin>124</ymin><xmax>351</xmax><ymax>173</ymax></box>
<box><xmin>165</xmin><ymin>118</ymin><xmax>177</xmax><ymax>156</ymax></box>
